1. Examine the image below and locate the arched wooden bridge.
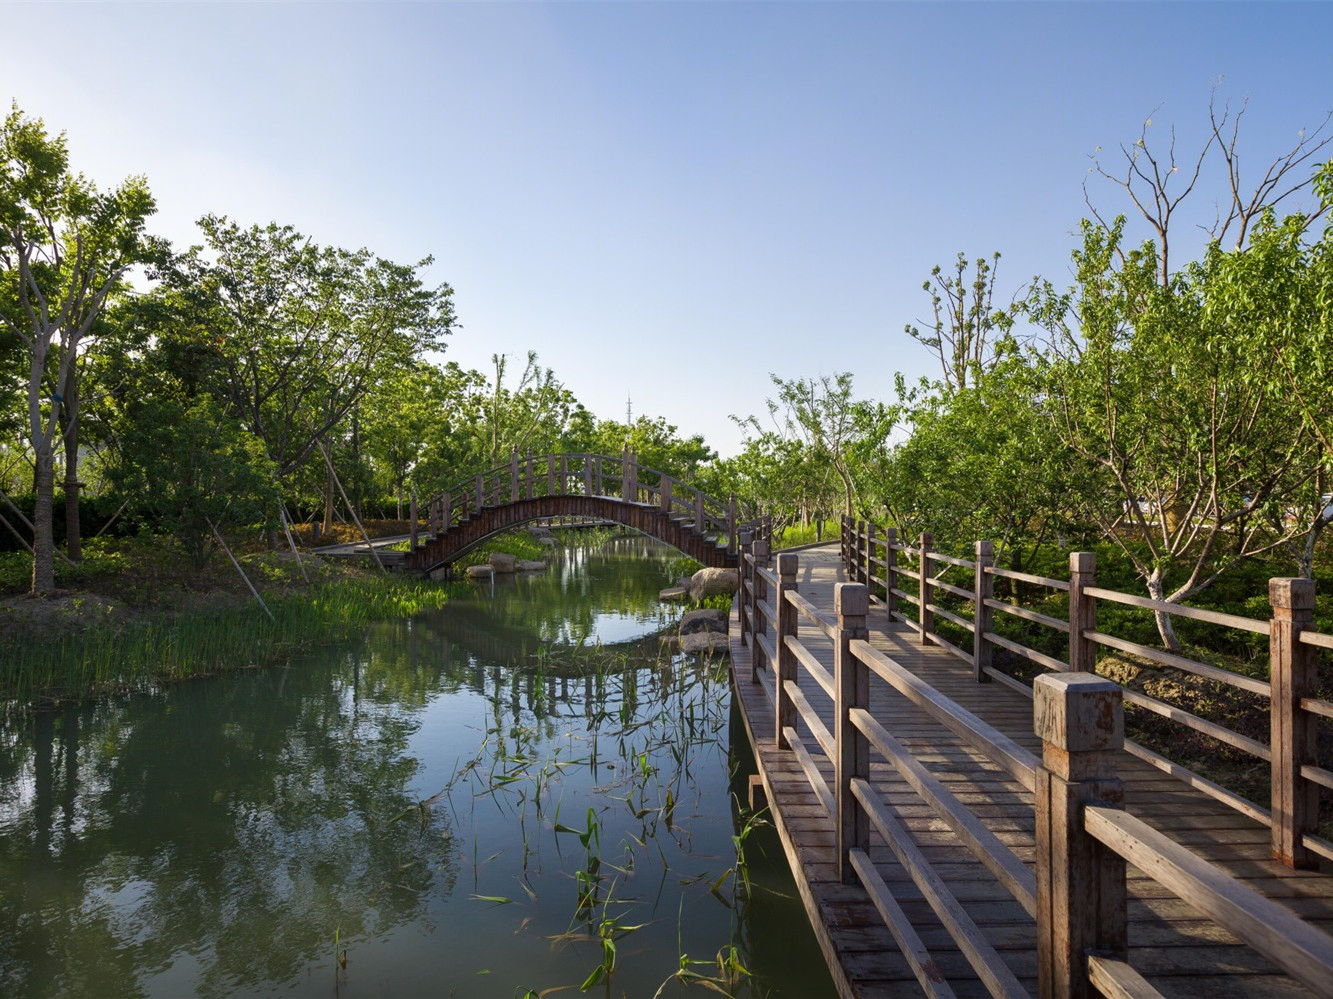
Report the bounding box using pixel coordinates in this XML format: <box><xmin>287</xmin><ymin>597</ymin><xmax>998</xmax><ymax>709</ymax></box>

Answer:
<box><xmin>404</xmin><ymin>450</ymin><xmax>767</xmax><ymax>574</ymax></box>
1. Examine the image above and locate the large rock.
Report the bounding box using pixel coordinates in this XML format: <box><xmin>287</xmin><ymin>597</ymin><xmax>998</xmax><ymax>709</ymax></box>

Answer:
<box><xmin>658</xmin><ymin>586</ymin><xmax>688</xmax><ymax>603</ymax></box>
<box><xmin>488</xmin><ymin>553</ymin><xmax>517</xmax><ymax>573</ymax></box>
<box><xmin>688</xmin><ymin>567</ymin><xmax>738</xmax><ymax>602</ymax></box>
<box><xmin>465</xmin><ymin>564</ymin><xmax>494</xmax><ymax>580</ymax></box>
<box><xmin>679</xmin><ymin>632</ymin><xmax>730</xmax><ymax>655</ymax></box>
<box><xmin>538</xmin><ymin>537</ymin><xmax>557</xmax><ymax>549</ymax></box>
<box><xmin>516</xmin><ymin>559</ymin><xmax>547</xmax><ymax>571</ymax></box>
<box><xmin>679</xmin><ymin>608</ymin><xmax>728</xmax><ymax>636</ymax></box>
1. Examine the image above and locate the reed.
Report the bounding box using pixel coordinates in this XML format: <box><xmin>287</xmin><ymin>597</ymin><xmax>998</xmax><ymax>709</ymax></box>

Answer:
<box><xmin>0</xmin><ymin>575</ymin><xmax>460</xmax><ymax>711</ymax></box>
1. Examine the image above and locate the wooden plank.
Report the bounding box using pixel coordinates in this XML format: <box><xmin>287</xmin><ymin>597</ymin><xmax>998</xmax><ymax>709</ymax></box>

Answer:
<box><xmin>1083</xmin><ymin>586</ymin><xmax>1270</xmax><ymax>636</ymax></box>
<box><xmin>786</xmin><ymin>725</ymin><xmax>836</xmax><ymax>820</ymax></box>
<box><xmin>788</xmin><ymin>679</ymin><xmax>835</xmax><ymax>760</ymax></box>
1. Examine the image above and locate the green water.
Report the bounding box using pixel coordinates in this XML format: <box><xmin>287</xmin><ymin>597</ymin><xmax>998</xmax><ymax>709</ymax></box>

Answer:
<box><xmin>0</xmin><ymin>537</ymin><xmax>834</xmax><ymax>998</ymax></box>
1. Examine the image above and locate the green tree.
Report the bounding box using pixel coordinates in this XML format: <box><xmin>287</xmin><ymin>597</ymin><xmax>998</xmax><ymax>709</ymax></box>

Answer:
<box><xmin>905</xmin><ymin>251</ymin><xmax>1019</xmax><ymax>394</ymax></box>
<box><xmin>0</xmin><ymin>105</ymin><xmax>157</xmax><ymax>592</ymax></box>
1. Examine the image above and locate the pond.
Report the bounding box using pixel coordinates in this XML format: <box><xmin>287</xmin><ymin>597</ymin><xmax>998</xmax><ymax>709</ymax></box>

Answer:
<box><xmin>0</xmin><ymin>535</ymin><xmax>835</xmax><ymax>998</ymax></box>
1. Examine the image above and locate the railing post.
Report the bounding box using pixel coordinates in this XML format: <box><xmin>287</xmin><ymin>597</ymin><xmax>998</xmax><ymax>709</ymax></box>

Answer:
<box><xmin>441</xmin><ymin>493</ymin><xmax>450</xmax><ymax>530</ymax></box>
<box><xmin>695</xmin><ymin>490</ymin><xmax>704</xmax><ymax>536</ymax></box>
<box><xmin>728</xmin><ymin>495</ymin><xmax>737</xmax><ymax>556</ymax></box>
<box><xmin>918</xmin><ymin>531</ymin><xmax>934</xmax><ymax>645</ymax></box>
<box><xmin>884</xmin><ymin>527</ymin><xmax>897</xmax><ymax>620</ymax></box>
<box><xmin>775</xmin><ymin>552</ymin><xmax>798</xmax><ymax>749</ymax></box>
<box><xmin>525</xmin><ymin>450</ymin><xmax>534</xmax><ymax>500</ymax></box>
<box><xmin>1270</xmin><ymin>577</ymin><xmax>1318</xmax><ymax>869</ymax></box>
<box><xmin>1035</xmin><ymin>673</ymin><xmax>1127</xmax><ymax>999</ymax></box>
<box><xmin>753</xmin><ymin>539</ymin><xmax>770</xmax><ymax>671</ymax></box>
<box><xmin>510</xmin><ymin>449</ymin><xmax>519</xmax><ymax>502</ymax></box>
<box><xmin>864</xmin><ymin>521</ymin><xmax>877</xmax><ymax>598</ymax></box>
<box><xmin>974</xmin><ymin>540</ymin><xmax>994</xmax><ymax>682</ymax></box>
<box><xmin>737</xmin><ymin>529</ymin><xmax>753</xmax><ymax>650</ymax></box>
<box><xmin>584</xmin><ymin>455</ymin><xmax>592</xmax><ymax>496</ymax></box>
<box><xmin>835</xmin><ymin>582</ymin><xmax>870</xmax><ymax>884</ymax></box>
<box><xmin>620</xmin><ymin>447</ymin><xmax>629</xmax><ymax>500</ymax></box>
<box><xmin>409</xmin><ymin>494</ymin><xmax>419</xmax><ymax>552</ymax></box>
<box><xmin>630</xmin><ymin>449</ymin><xmax>639</xmax><ymax>501</ymax></box>
<box><xmin>661</xmin><ymin>476</ymin><xmax>672</xmax><ymax>513</ymax></box>
<box><xmin>547</xmin><ymin>455</ymin><xmax>556</xmax><ymax>496</ymax></box>
<box><xmin>475</xmin><ymin>474</ymin><xmax>483</xmax><ymax>511</ymax></box>
<box><xmin>594</xmin><ymin>455</ymin><xmax>602</xmax><ymax>497</ymax></box>
<box><xmin>851</xmin><ymin>520</ymin><xmax>863</xmax><ymax>582</ymax></box>
<box><xmin>1068</xmin><ymin>553</ymin><xmax>1097</xmax><ymax>673</ymax></box>
<box><xmin>561</xmin><ymin>455</ymin><xmax>569</xmax><ymax>495</ymax></box>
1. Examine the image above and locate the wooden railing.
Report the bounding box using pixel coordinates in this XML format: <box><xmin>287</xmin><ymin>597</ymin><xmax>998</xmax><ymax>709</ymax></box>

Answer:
<box><xmin>411</xmin><ymin>449</ymin><xmax>768</xmax><ymax>556</ymax></box>
<box><xmin>838</xmin><ymin>515</ymin><xmax>1333</xmax><ymax>871</ymax></box>
<box><xmin>735</xmin><ymin>543</ymin><xmax>1333</xmax><ymax>999</ymax></box>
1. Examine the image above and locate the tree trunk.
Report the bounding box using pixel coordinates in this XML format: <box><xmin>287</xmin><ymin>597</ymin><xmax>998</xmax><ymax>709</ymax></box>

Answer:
<box><xmin>1145</xmin><ymin>567</ymin><xmax>1180</xmax><ymax>651</ymax></box>
<box><xmin>323</xmin><ymin>462</ymin><xmax>335</xmax><ymax>535</ymax></box>
<box><xmin>31</xmin><ymin>441</ymin><xmax>56</xmax><ymax>593</ymax></box>
<box><xmin>396</xmin><ymin>479</ymin><xmax>403</xmax><ymax>521</ymax></box>
<box><xmin>62</xmin><ymin>363</ymin><xmax>81</xmax><ymax>562</ymax></box>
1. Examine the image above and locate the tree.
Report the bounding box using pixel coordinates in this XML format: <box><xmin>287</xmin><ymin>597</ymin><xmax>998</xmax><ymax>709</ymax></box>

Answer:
<box><xmin>905</xmin><ymin>251</ymin><xmax>1019</xmax><ymax>394</ymax></box>
<box><xmin>0</xmin><ymin>105</ymin><xmax>157</xmax><ymax>592</ymax></box>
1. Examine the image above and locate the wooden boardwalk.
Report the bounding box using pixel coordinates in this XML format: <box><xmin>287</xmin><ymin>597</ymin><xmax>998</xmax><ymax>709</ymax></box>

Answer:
<box><xmin>729</xmin><ymin>545</ymin><xmax>1333</xmax><ymax>999</ymax></box>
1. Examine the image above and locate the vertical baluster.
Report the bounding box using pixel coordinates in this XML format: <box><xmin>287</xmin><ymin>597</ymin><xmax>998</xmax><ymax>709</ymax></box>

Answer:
<box><xmin>835</xmin><ymin>583</ymin><xmax>870</xmax><ymax>884</ymax></box>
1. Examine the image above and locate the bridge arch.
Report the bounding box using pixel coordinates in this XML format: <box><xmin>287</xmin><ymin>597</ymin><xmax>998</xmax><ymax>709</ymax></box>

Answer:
<box><xmin>403</xmin><ymin>451</ymin><xmax>766</xmax><ymax>574</ymax></box>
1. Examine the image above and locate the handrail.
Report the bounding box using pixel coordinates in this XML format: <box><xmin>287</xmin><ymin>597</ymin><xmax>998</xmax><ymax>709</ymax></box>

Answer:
<box><xmin>1084</xmin><ymin>586</ymin><xmax>1270</xmax><ymax>635</ymax></box>
<box><xmin>1084</xmin><ymin>806</ymin><xmax>1333</xmax><ymax>997</ymax></box>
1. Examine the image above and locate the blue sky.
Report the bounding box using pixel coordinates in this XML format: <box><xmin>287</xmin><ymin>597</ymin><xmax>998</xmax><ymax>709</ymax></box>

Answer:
<box><xmin>6</xmin><ymin>1</ymin><xmax>1332</xmax><ymax>456</ymax></box>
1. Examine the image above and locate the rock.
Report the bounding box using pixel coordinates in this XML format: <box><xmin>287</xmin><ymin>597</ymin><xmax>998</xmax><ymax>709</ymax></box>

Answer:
<box><xmin>527</xmin><ymin>524</ymin><xmax>552</xmax><ymax>539</ymax></box>
<box><xmin>687</xmin><ymin>567</ymin><xmax>738</xmax><ymax>602</ymax></box>
<box><xmin>516</xmin><ymin>559</ymin><xmax>547</xmax><ymax>571</ymax></box>
<box><xmin>658</xmin><ymin>586</ymin><xmax>688</xmax><ymax>602</ymax></box>
<box><xmin>679</xmin><ymin>608</ymin><xmax>728</xmax><ymax>636</ymax></box>
<box><xmin>488</xmin><ymin>553</ymin><xmax>517</xmax><ymax>573</ymax></box>
<box><xmin>679</xmin><ymin>632</ymin><xmax>730</xmax><ymax>655</ymax></box>
<box><xmin>465</xmin><ymin>564</ymin><xmax>494</xmax><ymax>580</ymax></box>
<box><xmin>538</xmin><ymin>537</ymin><xmax>557</xmax><ymax>549</ymax></box>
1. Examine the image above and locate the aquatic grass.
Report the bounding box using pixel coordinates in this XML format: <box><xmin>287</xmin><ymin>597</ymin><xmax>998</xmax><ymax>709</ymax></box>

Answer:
<box><xmin>1</xmin><ymin>575</ymin><xmax>462</xmax><ymax>710</ymax></box>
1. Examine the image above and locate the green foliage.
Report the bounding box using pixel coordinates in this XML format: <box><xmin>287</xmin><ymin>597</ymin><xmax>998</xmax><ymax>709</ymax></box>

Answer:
<box><xmin>113</xmin><ymin>394</ymin><xmax>278</xmax><ymax>567</ymax></box>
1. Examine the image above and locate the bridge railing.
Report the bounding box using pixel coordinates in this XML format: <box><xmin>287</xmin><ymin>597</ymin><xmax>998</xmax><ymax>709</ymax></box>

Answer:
<box><xmin>840</xmin><ymin>515</ymin><xmax>1333</xmax><ymax>872</ymax></box>
<box><xmin>737</xmin><ymin>547</ymin><xmax>1333</xmax><ymax>998</ymax></box>
<box><xmin>418</xmin><ymin>450</ymin><xmax>768</xmax><ymax>554</ymax></box>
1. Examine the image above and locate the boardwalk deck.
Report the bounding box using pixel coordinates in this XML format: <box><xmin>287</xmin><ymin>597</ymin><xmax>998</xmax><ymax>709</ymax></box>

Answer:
<box><xmin>729</xmin><ymin>545</ymin><xmax>1333</xmax><ymax>999</ymax></box>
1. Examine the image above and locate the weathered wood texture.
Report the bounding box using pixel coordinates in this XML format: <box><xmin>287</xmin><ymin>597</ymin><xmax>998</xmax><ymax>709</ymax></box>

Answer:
<box><xmin>731</xmin><ymin>545</ymin><xmax>1333</xmax><ymax>999</ymax></box>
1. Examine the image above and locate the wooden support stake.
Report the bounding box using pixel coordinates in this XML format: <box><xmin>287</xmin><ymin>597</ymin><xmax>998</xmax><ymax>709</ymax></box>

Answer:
<box><xmin>835</xmin><ymin>582</ymin><xmax>870</xmax><ymax>884</ymax></box>
<box><xmin>974</xmin><ymin>540</ymin><xmax>994</xmax><ymax>682</ymax></box>
<box><xmin>775</xmin><ymin>552</ymin><xmax>799</xmax><ymax>750</ymax></box>
<box><xmin>279</xmin><ymin>507</ymin><xmax>310</xmax><ymax>584</ymax></box>
<box><xmin>1270</xmin><ymin>577</ymin><xmax>1318</xmax><ymax>869</ymax></box>
<box><xmin>1069</xmin><ymin>552</ymin><xmax>1096</xmax><ymax>673</ymax></box>
<box><xmin>207</xmin><ymin>515</ymin><xmax>274</xmax><ymax>620</ymax></box>
<box><xmin>919</xmin><ymin>531</ymin><xmax>934</xmax><ymax>645</ymax></box>
<box><xmin>1034</xmin><ymin>673</ymin><xmax>1126</xmax><ymax>999</ymax></box>
<box><xmin>317</xmin><ymin>438</ymin><xmax>387</xmax><ymax>574</ymax></box>
<box><xmin>884</xmin><ymin>527</ymin><xmax>898</xmax><ymax>620</ymax></box>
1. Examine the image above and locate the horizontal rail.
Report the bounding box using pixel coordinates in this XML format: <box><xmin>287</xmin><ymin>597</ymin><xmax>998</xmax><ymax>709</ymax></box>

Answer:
<box><xmin>931</xmin><ymin>579</ymin><xmax>974</xmax><ymax>601</ymax></box>
<box><xmin>1301</xmin><ymin>764</ymin><xmax>1333</xmax><ymax>792</ymax></box>
<box><xmin>1084</xmin><ymin>806</ymin><xmax>1333</xmax><ymax>996</ymax></box>
<box><xmin>1302</xmin><ymin>696</ymin><xmax>1333</xmax><ymax>720</ymax></box>
<box><xmin>1086</xmin><ymin>955</ymin><xmax>1165</xmax><ymax>999</ymax></box>
<box><xmin>845</xmin><ymin>849</ymin><xmax>956</xmax><ymax>999</ymax></box>
<box><xmin>784</xmin><ymin>726</ymin><xmax>834</xmax><ymax>821</ymax></box>
<box><xmin>1121</xmin><ymin>737</ymin><xmax>1272</xmax><ymax>827</ymax></box>
<box><xmin>754</xmin><ymin>632</ymin><xmax>778</xmax><ymax>671</ymax></box>
<box><xmin>848</xmin><ymin>786</ymin><xmax>1031</xmax><ymax>999</ymax></box>
<box><xmin>786</xmin><ymin>591</ymin><xmax>838</xmax><ymax>639</ymax></box>
<box><xmin>852</xmin><ymin>709</ymin><xmax>1037</xmax><ymax>917</ymax></box>
<box><xmin>985</xmin><ymin>566</ymin><xmax>1070</xmax><ymax>591</ymax></box>
<box><xmin>927</xmin><ymin>603</ymin><xmax>975</xmax><ymax>633</ymax></box>
<box><xmin>1120</xmin><ymin>688</ymin><xmax>1270</xmax><ymax>761</ymax></box>
<box><xmin>984</xmin><ymin>631</ymin><xmax>1069</xmax><ymax>673</ymax></box>
<box><xmin>787</xmin><ymin>680</ymin><xmax>834</xmax><ymax>759</ymax></box>
<box><xmin>755</xmin><ymin>664</ymin><xmax>777</xmax><ymax>708</ymax></box>
<box><xmin>930</xmin><ymin>631</ymin><xmax>975</xmax><ymax>667</ymax></box>
<box><xmin>755</xmin><ymin>597</ymin><xmax>779</xmax><ymax>630</ymax></box>
<box><xmin>1084</xmin><ymin>629</ymin><xmax>1270</xmax><ymax>697</ymax></box>
<box><xmin>891</xmin><ymin>587</ymin><xmax>920</xmax><ymax>606</ymax></box>
<box><xmin>756</xmin><ymin>565</ymin><xmax>779</xmax><ymax>589</ymax></box>
<box><xmin>1303</xmin><ymin>832</ymin><xmax>1333</xmax><ymax>865</ymax></box>
<box><xmin>894</xmin><ymin>566</ymin><xmax>923</xmax><ymax>583</ymax></box>
<box><xmin>986</xmin><ymin>597</ymin><xmax>1070</xmax><ymax>634</ymax></box>
<box><xmin>1084</xmin><ymin>587</ymin><xmax>1270</xmax><ymax>636</ymax></box>
<box><xmin>1298</xmin><ymin>629</ymin><xmax>1333</xmax><ymax>650</ymax></box>
<box><xmin>927</xmin><ymin>551</ymin><xmax>976</xmax><ymax>569</ymax></box>
<box><xmin>787</xmin><ymin>636</ymin><xmax>835</xmax><ymax>699</ymax></box>
<box><xmin>850</xmin><ymin>638</ymin><xmax>1040</xmax><ymax>791</ymax></box>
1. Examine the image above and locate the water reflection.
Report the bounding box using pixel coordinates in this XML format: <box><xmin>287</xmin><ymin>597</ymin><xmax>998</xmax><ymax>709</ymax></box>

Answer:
<box><xmin>0</xmin><ymin>537</ymin><xmax>834</xmax><ymax>998</ymax></box>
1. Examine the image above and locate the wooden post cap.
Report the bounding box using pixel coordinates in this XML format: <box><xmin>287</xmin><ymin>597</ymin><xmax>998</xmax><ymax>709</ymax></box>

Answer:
<box><xmin>835</xmin><ymin>582</ymin><xmax>869</xmax><ymax>619</ymax></box>
<box><xmin>1070</xmin><ymin>551</ymin><xmax>1096</xmax><ymax>573</ymax></box>
<box><xmin>777</xmin><ymin>552</ymin><xmax>797</xmax><ymax>576</ymax></box>
<box><xmin>976</xmin><ymin>539</ymin><xmax>994</xmax><ymax>557</ymax></box>
<box><xmin>1034</xmin><ymin>673</ymin><xmax>1123</xmax><ymax>755</ymax></box>
<box><xmin>1270</xmin><ymin>578</ymin><xmax>1316</xmax><ymax>613</ymax></box>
